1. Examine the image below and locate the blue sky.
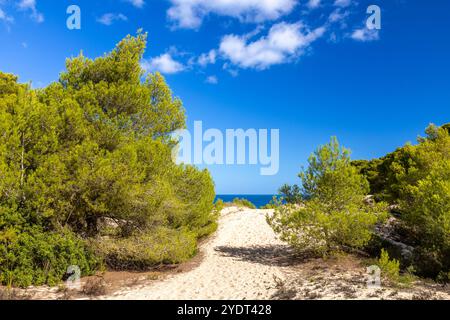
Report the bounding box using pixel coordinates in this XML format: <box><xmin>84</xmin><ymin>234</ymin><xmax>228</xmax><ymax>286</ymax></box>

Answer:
<box><xmin>1</xmin><ymin>0</ymin><xmax>449</xmax><ymax>194</ymax></box>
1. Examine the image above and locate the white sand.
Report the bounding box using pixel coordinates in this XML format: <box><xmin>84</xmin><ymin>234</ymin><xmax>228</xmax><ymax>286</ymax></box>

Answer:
<box><xmin>104</xmin><ymin>207</ymin><xmax>450</xmax><ymax>300</ymax></box>
<box><xmin>106</xmin><ymin>208</ymin><xmax>291</xmax><ymax>300</ymax></box>
<box><xmin>14</xmin><ymin>207</ymin><xmax>449</xmax><ymax>300</ymax></box>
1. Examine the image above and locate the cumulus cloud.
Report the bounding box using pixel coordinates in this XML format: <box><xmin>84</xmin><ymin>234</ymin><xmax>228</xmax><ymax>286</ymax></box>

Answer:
<box><xmin>125</xmin><ymin>0</ymin><xmax>145</xmax><ymax>8</ymax></box>
<box><xmin>167</xmin><ymin>0</ymin><xmax>297</xmax><ymax>29</ymax></box>
<box><xmin>306</xmin><ymin>0</ymin><xmax>321</xmax><ymax>9</ymax></box>
<box><xmin>0</xmin><ymin>8</ymin><xmax>14</xmax><ymax>23</ymax></box>
<box><xmin>333</xmin><ymin>0</ymin><xmax>352</xmax><ymax>8</ymax></box>
<box><xmin>198</xmin><ymin>50</ymin><xmax>217</xmax><ymax>66</ymax></box>
<box><xmin>219</xmin><ymin>22</ymin><xmax>325</xmax><ymax>70</ymax></box>
<box><xmin>97</xmin><ymin>13</ymin><xmax>128</xmax><ymax>26</ymax></box>
<box><xmin>18</xmin><ymin>0</ymin><xmax>44</xmax><ymax>23</ymax></box>
<box><xmin>206</xmin><ymin>75</ymin><xmax>219</xmax><ymax>84</ymax></box>
<box><xmin>328</xmin><ymin>9</ymin><xmax>349</xmax><ymax>23</ymax></box>
<box><xmin>351</xmin><ymin>27</ymin><xmax>379</xmax><ymax>42</ymax></box>
<box><xmin>142</xmin><ymin>53</ymin><xmax>185</xmax><ymax>74</ymax></box>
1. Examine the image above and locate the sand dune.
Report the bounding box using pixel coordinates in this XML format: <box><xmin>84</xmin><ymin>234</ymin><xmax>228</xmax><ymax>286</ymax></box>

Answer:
<box><xmin>13</xmin><ymin>207</ymin><xmax>449</xmax><ymax>300</ymax></box>
<box><xmin>106</xmin><ymin>208</ymin><xmax>291</xmax><ymax>300</ymax></box>
<box><xmin>103</xmin><ymin>207</ymin><xmax>450</xmax><ymax>300</ymax></box>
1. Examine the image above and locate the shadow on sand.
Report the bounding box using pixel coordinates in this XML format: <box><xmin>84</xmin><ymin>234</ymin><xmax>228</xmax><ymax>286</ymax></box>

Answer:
<box><xmin>214</xmin><ymin>245</ymin><xmax>307</xmax><ymax>267</ymax></box>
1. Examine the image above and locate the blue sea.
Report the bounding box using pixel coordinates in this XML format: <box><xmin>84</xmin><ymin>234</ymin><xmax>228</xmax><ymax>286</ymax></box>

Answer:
<box><xmin>215</xmin><ymin>195</ymin><xmax>279</xmax><ymax>208</ymax></box>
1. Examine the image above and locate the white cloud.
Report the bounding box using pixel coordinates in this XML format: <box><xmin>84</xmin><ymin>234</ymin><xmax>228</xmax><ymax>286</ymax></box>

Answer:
<box><xmin>307</xmin><ymin>0</ymin><xmax>321</xmax><ymax>9</ymax></box>
<box><xmin>18</xmin><ymin>0</ymin><xmax>44</xmax><ymax>23</ymax></box>
<box><xmin>206</xmin><ymin>75</ymin><xmax>218</xmax><ymax>84</ymax></box>
<box><xmin>142</xmin><ymin>53</ymin><xmax>185</xmax><ymax>74</ymax></box>
<box><xmin>0</xmin><ymin>8</ymin><xmax>13</xmax><ymax>23</ymax></box>
<box><xmin>219</xmin><ymin>22</ymin><xmax>325</xmax><ymax>70</ymax></box>
<box><xmin>97</xmin><ymin>13</ymin><xmax>128</xmax><ymax>26</ymax></box>
<box><xmin>223</xmin><ymin>63</ymin><xmax>239</xmax><ymax>77</ymax></box>
<box><xmin>167</xmin><ymin>0</ymin><xmax>298</xmax><ymax>29</ymax></box>
<box><xmin>351</xmin><ymin>27</ymin><xmax>379</xmax><ymax>42</ymax></box>
<box><xmin>198</xmin><ymin>50</ymin><xmax>217</xmax><ymax>66</ymax></box>
<box><xmin>18</xmin><ymin>0</ymin><xmax>35</xmax><ymax>10</ymax></box>
<box><xmin>328</xmin><ymin>9</ymin><xmax>349</xmax><ymax>23</ymax></box>
<box><xmin>334</xmin><ymin>0</ymin><xmax>352</xmax><ymax>8</ymax></box>
<box><xmin>125</xmin><ymin>0</ymin><xmax>145</xmax><ymax>8</ymax></box>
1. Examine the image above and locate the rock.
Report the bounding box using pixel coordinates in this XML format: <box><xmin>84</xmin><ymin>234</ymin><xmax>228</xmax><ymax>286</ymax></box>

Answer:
<box><xmin>364</xmin><ymin>195</ymin><xmax>375</xmax><ymax>206</ymax></box>
<box><xmin>388</xmin><ymin>204</ymin><xmax>402</xmax><ymax>216</ymax></box>
<box><xmin>374</xmin><ymin>217</ymin><xmax>414</xmax><ymax>263</ymax></box>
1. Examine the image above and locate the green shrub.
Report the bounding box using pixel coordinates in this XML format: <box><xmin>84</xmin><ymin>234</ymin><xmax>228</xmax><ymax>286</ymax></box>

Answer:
<box><xmin>278</xmin><ymin>184</ymin><xmax>302</xmax><ymax>204</ymax></box>
<box><xmin>437</xmin><ymin>270</ymin><xmax>450</xmax><ymax>283</ymax></box>
<box><xmin>0</xmin><ymin>227</ymin><xmax>99</xmax><ymax>287</ymax></box>
<box><xmin>352</xmin><ymin>124</ymin><xmax>450</xmax><ymax>280</ymax></box>
<box><xmin>268</xmin><ymin>200</ymin><xmax>387</xmax><ymax>254</ymax></box>
<box><xmin>268</xmin><ymin>137</ymin><xmax>388</xmax><ymax>254</ymax></box>
<box><xmin>169</xmin><ymin>166</ymin><xmax>216</xmax><ymax>235</ymax></box>
<box><xmin>94</xmin><ymin>228</ymin><xmax>197</xmax><ymax>270</ymax></box>
<box><xmin>400</xmin><ymin>159</ymin><xmax>450</xmax><ymax>278</ymax></box>
<box><xmin>360</xmin><ymin>125</ymin><xmax>450</xmax><ymax>279</ymax></box>
<box><xmin>214</xmin><ymin>199</ymin><xmax>224</xmax><ymax>212</ymax></box>
<box><xmin>353</xmin><ymin>123</ymin><xmax>450</xmax><ymax>203</ymax></box>
<box><xmin>231</xmin><ymin>198</ymin><xmax>256</xmax><ymax>209</ymax></box>
<box><xmin>261</xmin><ymin>196</ymin><xmax>280</xmax><ymax>209</ymax></box>
<box><xmin>378</xmin><ymin>249</ymin><xmax>400</xmax><ymax>283</ymax></box>
<box><xmin>0</xmin><ymin>32</ymin><xmax>217</xmax><ymax>286</ymax></box>
<box><xmin>194</xmin><ymin>222</ymin><xmax>218</xmax><ymax>239</ymax></box>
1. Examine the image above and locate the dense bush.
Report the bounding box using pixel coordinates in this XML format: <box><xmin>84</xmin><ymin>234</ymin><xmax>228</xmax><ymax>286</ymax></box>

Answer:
<box><xmin>278</xmin><ymin>184</ymin><xmax>302</xmax><ymax>204</ymax></box>
<box><xmin>231</xmin><ymin>198</ymin><xmax>257</xmax><ymax>209</ymax></box>
<box><xmin>400</xmin><ymin>159</ymin><xmax>450</xmax><ymax>279</ymax></box>
<box><xmin>0</xmin><ymin>32</ymin><xmax>216</xmax><ymax>287</ymax></box>
<box><xmin>94</xmin><ymin>228</ymin><xmax>197</xmax><ymax>270</ymax></box>
<box><xmin>0</xmin><ymin>227</ymin><xmax>98</xmax><ymax>287</ymax></box>
<box><xmin>377</xmin><ymin>249</ymin><xmax>401</xmax><ymax>283</ymax></box>
<box><xmin>268</xmin><ymin>137</ymin><xmax>388</xmax><ymax>254</ymax></box>
<box><xmin>353</xmin><ymin>124</ymin><xmax>450</xmax><ymax>203</ymax></box>
<box><xmin>214</xmin><ymin>199</ymin><xmax>225</xmax><ymax>212</ymax></box>
<box><xmin>261</xmin><ymin>196</ymin><xmax>280</xmax><ymax>209</ymax></box>
<box><xmin>354</xmin><ymin>124</ymin><xmax>450</xmax><ymax>279</ymax></box>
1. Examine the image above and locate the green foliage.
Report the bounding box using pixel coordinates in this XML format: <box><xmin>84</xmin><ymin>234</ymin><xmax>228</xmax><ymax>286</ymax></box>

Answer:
<box><xmin>0</xmin><ymin>227</ymin><xmax>99</xmax><ymax>288</ymax></box>
<box><xmin>268</xmin><ymin>137</ymin><xmax>388</xmax><ymax>254</ymax></box>
<box><xmin>278</xmin><ymin>184</ymin><xmax>302</xmax><ymax>204</ymax></box>
<box><xmin>300</xmin><ymin>137</ymin><xmax>371</xmax><ymax>205</ymax></box>
<box><xmin>261</xmin><ymin>196</ymin><xmax>281</xmax><ymax>209</ymax></box>
<box><xmin>378</xmin><ymin>249</ymin><xmax>400</xmax><ymax>283</ymax></box>
<box><xmin>268</xmin><ymin>199</ymin><xmax>387</xmax><ymax>254</ymax></box>
<box><xmin>0</xmin><ymin>32</ymin><xmax>216</xmax><ymax>287</ymax></box>
<box><xmin>353</xmin><ymin>123</ymin><xmax>450</xmax><ymax>203</ymax></box>
<box><xmin>94</xmin><ymin>228</ymin><xmax>197</xmax><ymax>270</ymax></box>
<box><xmin>400</xmin><ymin>159</ymin><xmax>450</xmax><ymax>278</ymax></box>
<box><xmin>354</xmin><ymin>124</ymin><xmax>450</xmax><ymax>279</ymax></box>
<box><xmin>231</xmin><ymin>198</ymin><xmax>256</xmax><ymax>209</ymax></box>
<box><xmin>442</xmin><ymin>123</ymin><xmax>450</xmax><ymax>135</ymax></box>
<box><xmin>214</xmin><ymin>199</ymin><xmax>224</xmax><ymax>212</ymax></box>
<box><xmin>169</xmin><ymin>166</ymin><xmax>216</xmax><ymax>235</ymax></box>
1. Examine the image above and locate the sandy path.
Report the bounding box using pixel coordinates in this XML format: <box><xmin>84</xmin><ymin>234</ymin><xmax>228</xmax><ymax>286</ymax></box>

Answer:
<box><xmin>106</xmin><ymin>208</ymin><xmax>292</xmax><ymax>300</ymax></box>
<box><xmin>12</xmin><ymin>208</ymin><xmax>450</xmax><ymax>300</ymax></box>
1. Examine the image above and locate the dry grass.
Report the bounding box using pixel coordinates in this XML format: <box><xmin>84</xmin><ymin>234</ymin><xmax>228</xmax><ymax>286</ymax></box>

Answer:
<box><xmin>0</xmin><ymin>287</ymin><xmax>31</xmax><ymax>300</ymax></box>
<box><xmin>82</xmin><ymin>277</ymin><xmax>107</xmax><ymax>296</ymax></box>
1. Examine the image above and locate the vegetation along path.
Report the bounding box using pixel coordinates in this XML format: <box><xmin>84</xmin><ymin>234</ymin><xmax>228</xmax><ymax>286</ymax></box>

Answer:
<box><xmin>106</xmin><ymin>208</ymin><xmax>292</xmax><ymax>300</ymax></box>
<box><xmin>102</xmin><ymin>207</ymin><xmax>450</xmax><ymax>300</ymax></box>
